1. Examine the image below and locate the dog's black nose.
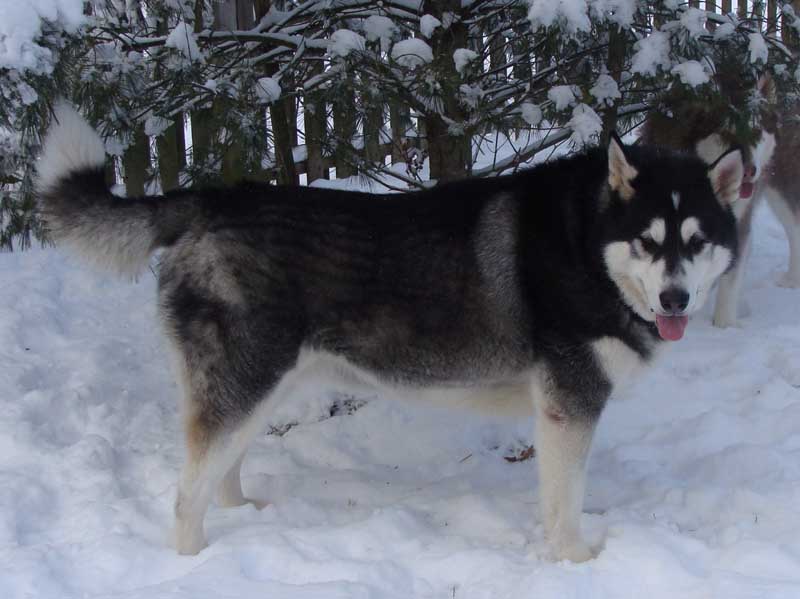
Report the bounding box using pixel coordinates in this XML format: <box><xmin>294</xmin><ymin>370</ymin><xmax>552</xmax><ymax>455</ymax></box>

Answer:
<box><xmin>659</xmin><ymin>288</ymin><xmax>689</xmax><ymax>314</ymax></box>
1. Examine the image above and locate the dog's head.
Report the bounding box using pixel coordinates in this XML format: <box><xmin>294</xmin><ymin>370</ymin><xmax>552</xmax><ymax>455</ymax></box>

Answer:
<box><xmin>695</xmin><ymin>129</ymin><xmax>775</xmax><ymax>208</ymax></box>
<box><xmin>695</xmin><ymin>74</ymin><xmax>777</xmax><ymax>205</ymax></box>
<box><xmin>601</xmin><ymin>135</ymin><xmax>741</xmax><ymax>341</ymax></box>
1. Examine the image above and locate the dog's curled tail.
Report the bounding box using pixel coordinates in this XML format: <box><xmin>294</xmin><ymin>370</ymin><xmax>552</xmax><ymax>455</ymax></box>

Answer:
<box><xmin>37</xmin><ymin>102</ymin><xmax>188</xmax><ymax>276</ymax></box>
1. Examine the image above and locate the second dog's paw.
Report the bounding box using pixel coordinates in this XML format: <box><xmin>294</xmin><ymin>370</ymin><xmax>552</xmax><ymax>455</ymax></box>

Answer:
<box><xmin>777</xmin><ymin>272</ymin><xmax>800</xmax><ymax>289</ymax></box>
<box><xmin>712</xmin><ymin>314</ymin><xmax>740</xmax><ymax>329</ymax></box>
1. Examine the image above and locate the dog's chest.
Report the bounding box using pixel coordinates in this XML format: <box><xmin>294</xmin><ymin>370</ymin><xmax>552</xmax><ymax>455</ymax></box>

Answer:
<box><xmin>591</xmin><ymin>336</ymin><xmax>654</xmax><ymax>392</ymax></box>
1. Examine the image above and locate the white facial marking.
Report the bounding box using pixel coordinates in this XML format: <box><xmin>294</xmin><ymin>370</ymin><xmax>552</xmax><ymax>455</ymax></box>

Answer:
<box><xmin>680</xmin><ymin>217</ymin><xmax>701</xmax><ymax>244</ymax></box>
<box><xmin>671</xmin><ymin>245</ymin><xmax>733</xmax><ymax>315</ymax></box>
<box><xmin>604</xmin><ymin>232</ymin><xmax>733</xmax><ymax>321</ymax></box>
<box><xmin>672</xmin><ymin>191</ymin><xmax>680</xmax><ymax>211</ymax></box>
<box><xmin>645</xmin><ymin>218</ymin><xmax>665</xmax><ymax>245</ymax></box>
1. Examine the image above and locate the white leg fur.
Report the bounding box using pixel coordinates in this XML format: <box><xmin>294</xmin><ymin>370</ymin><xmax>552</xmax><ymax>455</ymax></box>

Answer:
<box><xmin>175</xmin><ymin>425</ymin><xmax>263</xmax><ymax>555</ymax></box>
<box><xmin>174</xmin><ymin>351</ymin><xmax>321</xmax><ymax>555</ymax></box>
<box><xmin>713</xmin><ymin>238</ymin><xmax>750</xmax><ymax>328</ymax></box>
<box><xmin>532</xmin><ymin>383</ymin><xmax>598</xmax><ymax>562</ymax></box>
<box><xmin>217</xmin><ymin>455</ymin><xmax>247</xmax><ymax>507</ymax></box>
<box><xmin>767</xmin><ymin>188</ymin><xmax>800</xmax><ymax>288</ymax></box>
<box><xmin>216</xmin><ymin>455</ymin><xmax>270</xmax><ymax>509</ymax></box>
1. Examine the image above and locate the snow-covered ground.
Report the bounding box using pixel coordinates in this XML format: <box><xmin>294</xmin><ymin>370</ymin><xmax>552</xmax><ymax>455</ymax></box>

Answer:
<box><xmin>1</xmin><ymin>203</ymin><xmax>799</xmax><ymax>598</ymax></box>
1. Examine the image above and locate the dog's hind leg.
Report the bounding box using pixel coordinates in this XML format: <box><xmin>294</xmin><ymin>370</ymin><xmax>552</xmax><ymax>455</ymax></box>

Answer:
<box><xmin>216</xmin><ymin>455</ymin><xmax>266</xmax><ymax>509</ymax></box>
<box><xmin>174</xmin><ymin>378</ymin><xmax>290</xmax><ymax>555</ymax></box>
<box><xmin>532</xmin><ymin>368</ymin><xmax>605</xmax><ymax>563</ymax></box>
<box><xmin>767</xmin><ymin>187</ymin><xmax>800</xmax><ymax>288</ymax></box>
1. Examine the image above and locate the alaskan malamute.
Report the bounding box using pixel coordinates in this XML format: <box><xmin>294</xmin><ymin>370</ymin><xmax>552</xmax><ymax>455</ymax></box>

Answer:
<box><xmin>37</xmin><ymin>103</ymin><xmax>742</xmax><ymax>561</ymax></box>
<box><xmin>640</xmin><ymin>74</ymin><xmax>793</xmax><ymax>328</ymax></box>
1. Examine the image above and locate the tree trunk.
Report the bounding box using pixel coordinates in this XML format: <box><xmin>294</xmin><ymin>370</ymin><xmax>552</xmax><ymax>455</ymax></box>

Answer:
<box><xmin>600</xmin><ymin>24</ymin><xmax>627</xmax><ymax>145</ymax></box>
<box><xmin>271</xmin><ymin>98</ymin><xmax>299</xmax><ymax>184</ymax></box>
<box><xmin>157</xmin><ymin>118</ymin><xmax>185</xmax><ymax>191</ymax></box>
<box><xmin>389</xmin><ymin>100</ymin><xmax>411</xmax><ymax>164</ymax></box>
<box><xmin>122</xmin><ymin>125</ymin><xmax>150</xmax><ymax>196</ymax></box>
<box><xmin>363</xmin><ymin>46</ymin><xmax>383</xmax><ymax>165</ymax></box>
<box><xmin>422</xmin><ymin>0</ymin><xmax>471</xmax><ymax>181</ymax></box>
<box><xmin>333</xmin><ymin>87</ymin><xmax>357</xmax><ymax>179</ymax></box>
<box><xmin>303</xmin><ymin>61</ymin><xmax>328</xmax><ymax>182</ymax></box>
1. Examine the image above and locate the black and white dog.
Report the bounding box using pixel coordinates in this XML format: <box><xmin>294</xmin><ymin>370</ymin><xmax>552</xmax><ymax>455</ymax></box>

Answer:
<box><xmin>37</xmin><ymin>103</ymin><xmax>743</xmax><ymax>561</ymax></box>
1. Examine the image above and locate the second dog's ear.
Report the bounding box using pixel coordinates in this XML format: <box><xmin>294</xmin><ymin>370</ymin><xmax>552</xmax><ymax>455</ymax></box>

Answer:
<box><xmin>708</xmin><ymin>148</ymin><xmax>744</xmax><ymax>206</ymax></box>
<box><xmin>608</xmin><ymin>133</ymin><xmax>638</xmax><ymax>201</ymax></box>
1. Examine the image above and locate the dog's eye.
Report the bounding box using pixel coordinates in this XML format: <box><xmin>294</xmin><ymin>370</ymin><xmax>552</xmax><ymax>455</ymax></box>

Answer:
<box><xmin>686</xmin><ymin>234</ymin><xmax>707</xmax><ymax>254</ymax></box>
<box><xmin>638</xmin><ymin>236</ymin><xmax>660</xmax><ymax>254</ymax></box>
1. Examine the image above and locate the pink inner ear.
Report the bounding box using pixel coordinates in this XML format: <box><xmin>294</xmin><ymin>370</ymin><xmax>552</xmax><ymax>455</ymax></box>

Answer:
<box><xmin>710</xmin><ymin>151</ymin><xmax>743</xmax><ymax>203</ymax></box>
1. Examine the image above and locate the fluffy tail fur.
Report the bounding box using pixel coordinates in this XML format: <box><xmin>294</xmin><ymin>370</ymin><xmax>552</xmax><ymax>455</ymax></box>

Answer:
<box><xmin>37</xmin><ymin>102</ymin><xmax>186</xmax><ymax>275</ymax></box>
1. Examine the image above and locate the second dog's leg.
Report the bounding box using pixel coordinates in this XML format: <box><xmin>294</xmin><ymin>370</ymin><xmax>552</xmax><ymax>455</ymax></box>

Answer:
<box><xmin>533</xmin><ymin>389</ymin><xmax>600</xmax><ymax>563</ymax></box>
<box><xmin>767</xmin><ymin>189</ymin><xmax>800</xmax><ymax>288</ymax></box>
<box><xmin>713</xmin><ymin>243</ymin><xmax>749</xmax><ymax>328</ymax></box>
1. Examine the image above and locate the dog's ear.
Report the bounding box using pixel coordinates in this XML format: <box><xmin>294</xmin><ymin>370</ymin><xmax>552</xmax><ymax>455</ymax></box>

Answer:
<box><xmin>608</xmin><ymin>133</ymin><xmax>637</xmax><ymax>201</ymax></box>
<box><xmin>708</xmin><ymin>147</ymin><xmax>744</xmax><ymax>206</ymax></box>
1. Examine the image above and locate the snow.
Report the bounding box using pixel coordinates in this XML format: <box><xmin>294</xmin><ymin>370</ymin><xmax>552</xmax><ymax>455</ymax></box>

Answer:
<box><xmin>165</xmin><ymin>21</ymin><xmax>203</xmax><ymax>63</ymax></box>
<box><xmin>144</xmin><ymin>116</ymin><xmax>171</xmax><ymax>138</ymax></box>
<box><xmin>713</xmin><ymin>22</ymin><xmax>736</xmax><ymax>40</ymax></box>
<box><xmin>528</xmin><ymin>0</ymin><xmax>635</xmax><ymax>33</ymax></box>
<box><xmin>547</xmin><ymin>85</ymin><xmax>578</xmax><ymax>111</ymax></box>
<box><xmin>419</xmin><ymin>14</ymin><xmax>441</xmax><ymax>38</ymax></box>
<box><xmin>328</xmin><ymin>29</ymin><xmax>366</xmax><ymax>59</ymax></box>
<box><xmin>631</xmin><ymin>31</ymin><xmax>671</xmax><ymax>76</ymax></box>
<box><xmin>528</xmin><ymin>0</ymin><xmax>591</xmax><ymax>33</ymax></box>
<box><xmin>671</xmin><ymin>60</ymin><xmax>710</xmax><ymax>87</ymax></box>
<box><xmin>362</xmin><ymin>15</ymin><xmax>397</xmax><ymax>51</ymax></box>
<box><xmin>255</xmin><ymin>77</ymin><xmax>281</xmax><ymax>104</ymax></box>
<box><xmin>680</xmin><ymin>7</ymin><xmax>708</xmax><ymax>38</ymax></box>
<box><xmin>589</xmin><ymin>74</ymin><xmax>621</xmax><ymax>107</ymax></box>
<box><xmin>391</xmin><ymin>39</ymin><xmax>433</xmax><ymax>69</ymax></box>
<box><xmin>453</xmin><ymin>48</ymin><xmax>479</xmax><ymax>75</ymax></box>
<box><xmin>520</xmin><ymin>102</ymin><xmax>543</xmax><ymax>126</ymax></box>
<box><xmin>2</xmin><ymin>199</ymin><xmax>800</xmax><ymax>597</ymax></box>
<box><xmin>749</xmin><ymin>33</ymin><xmax>769</xmax><ymax>65</ymax></box>
<box><xmin>0</xmin><ymin>0</ymin><xmax>84</xmax><ymax>73</ymax></box>
<box><xmin>567</xmin><ymin>103</ymin><xmax>602</xmax><ymax>146</ymax></box>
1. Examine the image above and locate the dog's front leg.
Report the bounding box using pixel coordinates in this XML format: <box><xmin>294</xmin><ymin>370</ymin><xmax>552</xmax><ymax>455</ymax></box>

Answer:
<box><xmin>532</xmin><ymin>376</ymin><xmax>602</xmax><ymax>563</ymax></box>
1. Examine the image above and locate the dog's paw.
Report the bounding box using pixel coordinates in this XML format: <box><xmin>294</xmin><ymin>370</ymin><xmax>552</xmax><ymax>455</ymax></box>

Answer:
<box><xmin>250</xmin><ymin>498</ymin><xmax>270</xmax><ymax>510</ymax></box>
<box><xmin>552</xmin><ymin>539</ymin><xmax>596</xmax><ymax>563</ymax></box>
<box><xmin>777</xmin><ymin>272</ymin><xmax>800</xmax><ymax>289</ymax></box>
<box><xmin>176</xmin><ymin>535</ymin><xmax>208</xmax><ymax>555</ymax></box>
<box><xmin>712</xmin><ymin>313</ymin><xmax>740</xmax><ymax>329</ymax></box>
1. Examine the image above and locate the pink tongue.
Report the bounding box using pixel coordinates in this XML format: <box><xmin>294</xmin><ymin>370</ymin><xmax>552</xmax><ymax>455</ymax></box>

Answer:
<box><xmin>655</xmin><ymin>314</ymin><xmax>689</xmax><ymax>341</ymax></box>
<box><xmin>740</xmin><ymin>181</ymin><xmax>754</xmax><ymax>199</ymax></box>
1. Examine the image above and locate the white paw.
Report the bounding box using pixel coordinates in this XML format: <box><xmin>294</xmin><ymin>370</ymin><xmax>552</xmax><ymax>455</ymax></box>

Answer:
<box><xmin>553</xmin><ymin>539</ymin><xmax>596</xmax><ymax>563</ymax></box>
<box><xmin>176</xmin><ymin>534</ymin><xmax>207</xmax><ymax>555</ymax></box>
<box><xmin>777</xmin><ymin>272</ymin><xmax>800</xmax><ymax>289</ymax></box>
<box><xmin>175</xmin><ymin>524</ymin><xmax>208</xmax><ymax>555</ymax></box>
<box><xmin>250</xmin><ymin>498</ymin><xmax>270</xmax><ymax>510</ymax></box>
<box><xmin>712</xmin><ymin>313</ymin><xmax>740</xmax><ymax>329</ymax></box>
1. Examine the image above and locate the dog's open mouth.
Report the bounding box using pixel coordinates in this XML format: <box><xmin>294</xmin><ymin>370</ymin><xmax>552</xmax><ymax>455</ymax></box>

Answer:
<box><xmin>740</xmin><ymin>181</ymin><xmax>755</xmax><ymax>199</ymax></box>
<box><xmin>655</xmin><ymin>314</ymin><xmax>689</xmax><ymax>341</ymax></box>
